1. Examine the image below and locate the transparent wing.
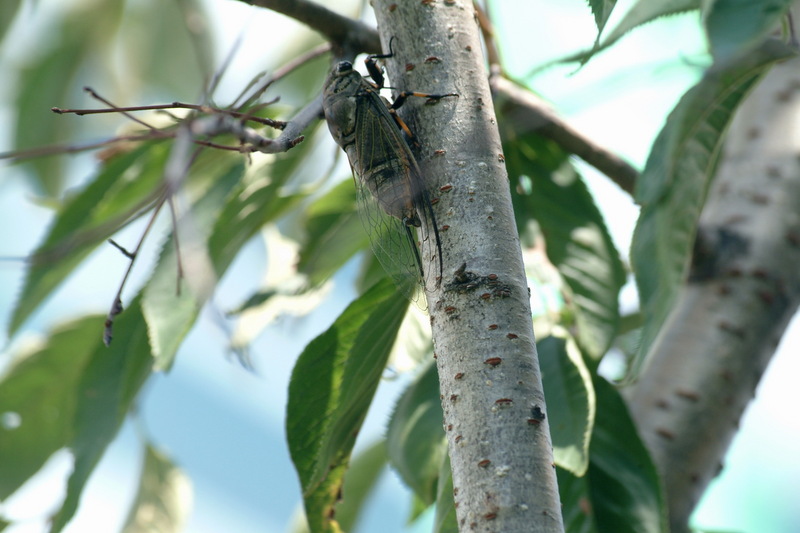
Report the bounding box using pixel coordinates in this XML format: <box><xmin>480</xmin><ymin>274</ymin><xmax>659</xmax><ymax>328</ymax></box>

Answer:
<box><xmin>350</xmin><ymin>90</ymin><xmax>441</xmax><ymax>309</ymax></box>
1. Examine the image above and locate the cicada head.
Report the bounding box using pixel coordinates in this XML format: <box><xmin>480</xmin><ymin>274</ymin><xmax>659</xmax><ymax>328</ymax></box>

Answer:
<box><xmin>322</xmin><ymin>61</ymin><xmax>367</xmax><ymax>149</ymax></box>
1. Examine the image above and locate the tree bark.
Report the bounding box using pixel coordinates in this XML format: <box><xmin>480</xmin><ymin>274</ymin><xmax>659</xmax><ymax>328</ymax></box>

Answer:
<box><xmin>626</xmin><ymin>47</ymin><xmax>800</xmax><ymax>533</ymax></box>
<box><xmin>370</xmin><ymin>2</ymin><xmax>564</xmax><ymax>532</ymax></box>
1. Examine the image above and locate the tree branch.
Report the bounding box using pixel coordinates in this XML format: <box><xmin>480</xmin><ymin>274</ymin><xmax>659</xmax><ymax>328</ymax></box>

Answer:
<box><xmin>491</xmin><ymin>76</ymin><xmax>638</xmax><ymax>195</ymax></box>
<box><xmin>626</xmin><ymin>53</ymin><xmax>800</xmax><ymax>533</ymax></box>
<box><xmin>236</xmin><ymin>0</ymin><xmax>380</xmax><ymax>54</ymax></box>
<box><xmin>370</xmin><ymin>2</ymin><xmax>564</xmax><ymax>531</ymax></box>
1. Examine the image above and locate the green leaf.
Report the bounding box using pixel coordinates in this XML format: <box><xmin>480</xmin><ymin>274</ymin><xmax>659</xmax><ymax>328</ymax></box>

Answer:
<box><xmin>504</xmin><ymin>133</ymin><xmax>625</xmax><ymax>360</ymax></box>
<box><xmin>630</xmin><ymin>39</ymin><xmax>796</xmax><ymax>374</ymax></box>
<box><xmin>433</xmin><ymin>454</ymin><xmax>458</xmax><ymax>533</ymax></box>
<box><xmin>386</xmin><ymin>363</ymin><xmax>447</xmax><ymax>505</ymax></box>
<box><xmin>117</xmin><ymin>0</ymin><xmax>211</xmax><ymax>99</ymax></box>
<box><xmin>121</xmin><ymin>444</ymin><xmax>193</xmax><ymax>533</ymax></box>
<box><xmin>0</xmin><ymin>317</ymin><xmax>100</xmax><ymax>500</ymax></box>
<box><xmin>333</xmin><ymin>440</ymin><xmax>388</xmax><ymax>532</ymax></box>
<box><xmin>9</xmin><ymin>142</ymin><xmax>169</xmax><ymax>337</ymax></box>
<box><xmin>208</xmin><ymin>169</ymin><xmax>305</xmax><ymax>278</ymax></box>
<box><xmin>552</xmin><ymin>376</ymin><xmax>666</xmax><ymax>533</ymax></box>
<box><xmin>14</xmin><ymin>2</ymin><xmax>125</xmax><ymax>196</ymax></box>
<box><xmin>298</xmin><ymin>178</ymin><xmax>366</xmax><ymax>285</ymax></box>
<box><xmin>555</xmin><ymin>466</ymin><xmax>596</xmax><ymax>533</ymax></box>
<box><xmin>286</xmin><ymin>279</ymin><xmax>409</xmax><ymax>533</ymax></box>
<box><xmin>143</xmin><ymin>158</ymin><xmax>244</xmax><ymax>370</ymax></box>
<box><xmin>704</xmin><ymin>0</ymin><xmax>794</xmax><ymax>63</ymax></box>
<box><xmin>587</xmin><ymin>376</ymin><xmax>666</xmax><ymax>533</ymax></box>
<box><xmin>0</xmin><ymin>0</ymin><xmax>21</xmax><ymax>42</ymax></box>
<box><xmin>538</xmin><ymin>336</ymin><xmax>595</xmax><ymax>476</ymax></box>
<box><xmin>557</xmin><ymin>0</ymin><xmax>700</xmax><ymax>66</ymax></box>
<box><xmin>212</xmin><ymin>120</ymin><xmax>320</xmax><ymax>273</ymax></box>
<box><xmin>48</xmin><ymin>297</ymin><xmax>154</xmax><ymax>533</ymax></box>
<box><xmin>588</xmin><ymin>0</ymin><xmax>618</xmax><ymax>36</ymax></box>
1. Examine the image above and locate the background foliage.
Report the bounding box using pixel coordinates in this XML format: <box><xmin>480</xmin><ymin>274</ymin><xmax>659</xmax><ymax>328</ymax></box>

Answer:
<box><xmin>1</xmin><ymin>1</ymin><xmax>799</xmax><ymax>532</ymax></box>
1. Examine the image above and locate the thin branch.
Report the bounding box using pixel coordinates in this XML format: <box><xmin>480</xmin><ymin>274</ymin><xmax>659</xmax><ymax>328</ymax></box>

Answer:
<box><xmin>108</xmin><ymin>239</ymin><xmax>135</xmax><ymax>259</ymax></box>
<box><xmin>237</xmin><ymin>41</ymin><xmax>332</xmax><ymax>109</ymax></box>
<box><xmin>259</xmin><ymin>93</ymin><xmax>320</xmax><ymax>153</ymax></box>
<box><xmin>491</xmin><ymin>76</ymin><xmax>639</xmax><ymax>195</ymax></box>
<box><xmin>52</xmin><ymin>100</ymin><xmax>286</xmax><ymax>129</ymax></box>
<box><xmin>104</xmin><ymin>194</ymin><xmax>167</xmax><ymax>346</ymax></box>
<box><xmin>474</xmin><ymin>1</ymin><xmax>504</xmax><ymax>76</ymax></box>
<box><xmin>0</xmin><ymin>132</ymin><xmax>171</xmax><ymax>162</ymax></box>
<box><xmin>237</xmin><ymin>0</ymin><xmax>380</xmax><ymax>54</ymax></box>
<box><xmin>474</xmin><ymin>1</ymin><xmax>637</xmax><ymax>194</ymax></box>
<box><xmin>83</xmin><ymin>87</ymin><xmax>158</xmax><ymax>131</ymax></box>
<box><xmin>167</xmin><ymin>195</ymin><xmax>184</xmax><ymax>296</ymax></box>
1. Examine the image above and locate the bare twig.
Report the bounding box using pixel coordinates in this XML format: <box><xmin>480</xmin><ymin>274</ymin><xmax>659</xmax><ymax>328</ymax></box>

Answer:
<box><xmin>104</xmin><ymin>194</ymin><xmax>168</xmax><ymax>346</ymax></box>
<box><xmin>0</xmin><ymin>133</ymin><xmax>168</xmax><ymax>162</ymax></box>
<box><xmin>491</xmin><ymin>76</ymin><xmax>638</xmax><ymax>195</ymax></box>
<box><xmin>474</xmin><ymin>1</ymin><xmax>504</xmax><ymax>76</ymax></box>
<box><xmin>83</xmin><ymin>87</ymin><xmax>158</xmax><ymax>131</ymax></box>
<box><xmin>237</xmin><ymin>41</ymin><xmax>332</xmax><ymax>109</ymax></box>
<box><xmin>167</xmin><ymin>195</ymin><xmax>184</xmax><ymax>296</ymax></box>
<box><xmin>108</xmin><ymin>239</ymin><xmax>135</xmax><ymax>259</ymax></box>
<box><xmin>52</xmin><ymin>99</ymin><xmax>286</xmax><ymax>129</ymax></box>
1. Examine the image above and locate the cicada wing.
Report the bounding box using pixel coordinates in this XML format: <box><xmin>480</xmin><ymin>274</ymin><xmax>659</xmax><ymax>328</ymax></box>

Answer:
<box><xmin>353</xmin><ymin>175</ymin><xmax>427</xmax><ymax>308</ymax></box>
<box><xmin>350</xmin><ymin>90</ymin><xmax>435</xmax><ymax>309</ymax></box>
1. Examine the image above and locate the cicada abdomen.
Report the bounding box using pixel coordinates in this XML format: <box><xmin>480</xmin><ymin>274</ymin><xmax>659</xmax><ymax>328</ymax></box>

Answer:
<box><xmin>322</xmin><ymin>60</ymin><xmax>444</xmax><ymax>308</ymax></box>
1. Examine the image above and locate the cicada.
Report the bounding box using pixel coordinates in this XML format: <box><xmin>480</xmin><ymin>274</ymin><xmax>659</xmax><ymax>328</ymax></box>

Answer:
<box><xmin>322</xmin><ymin>53</ymin><xmax>455</xmax><ymax>306</ymax></box>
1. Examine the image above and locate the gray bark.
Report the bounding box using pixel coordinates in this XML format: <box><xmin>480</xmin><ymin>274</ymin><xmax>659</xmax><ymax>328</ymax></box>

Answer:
<box><xmin>370</xmin><ymin>2</ymin><xmax>564</xmax><ymax>532</ymax></box>
<box><xmin>627</xmin><ymin>50</ymin><xmax>800</xmax><ymax>533</ymax></box>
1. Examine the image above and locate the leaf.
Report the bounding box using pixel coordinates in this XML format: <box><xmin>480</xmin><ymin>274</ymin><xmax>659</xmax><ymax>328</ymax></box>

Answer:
<box><xmin>117</xmin><ymin>0</ymin><xmax>211</xmax><ymax>99</ymax></box>
<box><xmin>504</xmin><ymin>133</ymin><xmax>625</xmax><ymax>360</ymax></box>
<box><xmin>207</xmin><ymin>169</ymin><xmax>306</xmax><ymax>278</ymax></box>
<box><xmin>556</xmin><ymin>0</ymin><xmax>700</xmax><ymax>66</ymax></box>
<box><xmin>142</xmin><ymin>158</ymin><xmax>244</xmax><ymax>370</ymax></box>
<box><xmin>0</xmin><ymin>317</ymin><xmax>100</xmax><ymax>500</ymax></box>
<box><xmin>555</xmin><ymin>466</ymin><xmax>596</xmax><ymax>533</ymax></box>
<box><xmin>552</xmin><ymin>376</ymin><xmax>665</xmax><ymax>533</ymax></box>
<box><xmin>121</xmin><ymin>444</ymin><xmax>193</xmax><ymax>533</ymax></box>
<box><xmin>48</xmin><ymin>297</ymin><xmax>154</xmax><ymax>533</ymax></box>
<box><xmin>386</xmin><ymin>363</ymin><xmax>447</xmax><ymax>505</ymax></box>
<box><xmin>538</xmin><ymin>336</ymin><xmax>595</xmax><ymax>476</ymax></box>
<box><xmin>144</xmin><ymin>119</ymin><xmax>321</xmax><ymax>368</ymax></box>
<box><xmin>8</xmin><ymin>142</ymin><xmax>169</xmax><ymax>337</ymax></box>
<box><xmin>0</xmin><ymin>0</ymin><xmax>21</xmax><ymax>42</ymax></box>
<box><xmin>14</xmin><ymin>2</ymin><xmax>126</xmax><ymax>196</ymax></box>
<box><xmin>587</xmin><ymin>376</ymin><xmax>666</xmax><ymax>533</ymax></box>
<box><xmin>630</xmin><ymin>38</ymin><xmax>796</xmax><ymax>375</ymax></box>
<box><xmin>432</xmin><ymin>455</ymin><xmax>458</xmax><ymax>533</ymax></box>
<box><xmin>588</xmin><ymin>0</ymin><xmax>619</xmax><ymax>36</ymax></box>
<box><xmin>298</xmin><ymin>178</ymin><xmax>366</xmax><ymax>285</ymax></box>
<box><xmin>703</xmin><ymin>0</ymin><xmax>794</xmax><ymax>62</ymax></box>
<box><xmin>211</xmin><ymin>120</ymin><xmax>324</xmax><ymax>268</ymax></box>
<box><xmin>333</xmin><ymin>440</ymin><xmax>388</xmax><ymax>532</ymax></box>
<box><xmin>286</xmin><ymin>279</ymin><xmax>409</xmax><ymax>533</ymax></box>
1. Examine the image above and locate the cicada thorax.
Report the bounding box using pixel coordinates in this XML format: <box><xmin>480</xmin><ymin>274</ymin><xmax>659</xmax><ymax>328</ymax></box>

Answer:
<box><xmin>322</xmin><ymin>59</ymin><xmax>446</xmax><ymax>309</ymax></box>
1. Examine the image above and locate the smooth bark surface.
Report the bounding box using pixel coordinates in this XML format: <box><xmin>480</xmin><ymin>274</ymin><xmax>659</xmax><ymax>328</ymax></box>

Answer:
<box><xmin>371</xmin><ymin>2</ymin><xmax>563</xmax><ymax>532</ymax></box>
<box><xmin>627</xmin><ymin>52</ymin><xmax>800</xmax><ymax>533</ymax></box>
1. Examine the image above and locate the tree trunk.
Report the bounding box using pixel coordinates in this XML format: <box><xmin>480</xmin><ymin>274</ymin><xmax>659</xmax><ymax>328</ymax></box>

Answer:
<box><xmin>370</xmin><ymin>2</ymin><xmax>564</xmax><ymax>532</ymax></box>
<box><xmin>626</xmin><ymin>45</ymin><xmax>800</xmax><ymax>533</ymax></box>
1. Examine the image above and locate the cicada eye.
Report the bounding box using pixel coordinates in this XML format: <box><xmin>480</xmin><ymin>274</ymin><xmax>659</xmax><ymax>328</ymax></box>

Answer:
<box><xmin>336</xmin><ymin>61</ymin><xmax>353</xmax><ymax>74</ymax></box>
